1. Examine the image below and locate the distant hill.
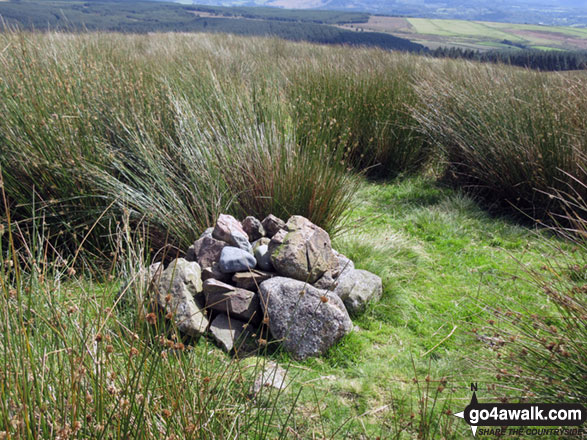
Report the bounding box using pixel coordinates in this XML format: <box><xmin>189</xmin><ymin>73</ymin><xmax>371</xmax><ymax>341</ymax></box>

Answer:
<box><xmin>0</xmin><ymin>0</ymin><xmax>426</xmax><ymax>52</ymax></box>
<box><xmin>188</xmin><ymin>0</ymin><xmax>587</xmax><ymax>27</ymax></box>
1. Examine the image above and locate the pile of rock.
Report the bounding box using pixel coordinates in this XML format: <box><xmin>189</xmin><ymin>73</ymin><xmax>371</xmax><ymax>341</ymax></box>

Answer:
<box><xmin>148</xmin><ymin>213</ymin><xmax>382</xmax><ymax>360</ymax></box>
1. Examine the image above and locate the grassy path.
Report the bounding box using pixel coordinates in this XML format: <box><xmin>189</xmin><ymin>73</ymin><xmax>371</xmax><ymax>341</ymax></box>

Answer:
<box><xmin>270</xmin><ymin>178</ymin><xmax>560</xmax><ymax>438</ymax></box>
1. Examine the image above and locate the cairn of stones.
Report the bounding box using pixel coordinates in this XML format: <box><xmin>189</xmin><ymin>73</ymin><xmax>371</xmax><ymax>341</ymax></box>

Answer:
<box><xmin>149</xmin><ymin>214</ymin><xmax>382</xmax><ymax>360</ymax></box>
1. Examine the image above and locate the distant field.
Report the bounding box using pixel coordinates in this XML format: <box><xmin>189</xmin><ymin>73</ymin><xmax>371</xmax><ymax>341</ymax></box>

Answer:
<box><xmin>341</xmin><ymin>16</ymin><xmax>587</xmax><ymax>51</ymax></box>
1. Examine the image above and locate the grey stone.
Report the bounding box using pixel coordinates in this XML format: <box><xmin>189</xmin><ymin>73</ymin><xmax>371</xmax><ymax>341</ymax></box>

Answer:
<box><xmin>202</xmin><ymin>278</ymin><xmax>235</xmax><ymax>295</ymax></box>
<box><xmin>213</xmin><ymin>214</ymin><xmax>252</xmax><ymax>253</ymax></box>
<box><xmin>251</xmin><ymin>361</ymin><xmax>287</xmax><ymax>395</ymax></box>
<box><xmin>252</xmin><ymin>237</ymin><xmax>270</xmax><ymax>252</ymax></box>
<box><xmin>232</xmin><ymin>231</ymin><xmax>253</xmax><ymax>254</ymax></box>
<box><xmin>200</xmin><ymin>227</ymin><xmax>214</xmax><ymax>239</ymax></box>
<box><xmin>314</xmin><ymin>253</ymin><xmax>355</xmax><ymax>290</ymax></box>
<box><xmin>185</xmin><ymin>245</ymin><xmax>197</xmax><ymax>262</ymax></box>
<box><xmin>201</xmin><ymin>263</ymin><xmax>232</xmax><ymax>283</ymax></box>
<box><xmin>259</xmin><ymin>277</ymin><xmax>351</xmax><ymax>360</ymax></box>
<box><xmin>209</xmin><ymin>314</ymin><xmax>249</xmax><ymax>353</ymax></box>
<box><xmin>242</xmin><ymin>216</ymin><xmax>265</xmax><ymax>242</ymax></box>
<box><xmin>261</xmin><ymin>214</ymin><xmax>285</xmax><ymax>238</ymax></box>
<box><xmin>205</xmin><ymin>284</ymin><xmax>261</xmax><ymax>322</ymax></box>
<box><xmin>219</xmin><ymin>246</ymin><xmax>257</xmax><ymax>273</ymax></box>
<box><xmin>268</xmin><ymin>216</ymin><xmax>336</xmax><ymax>283</ymax></box>
<box><xmin>254</xmin><ymin>244</ymin><xmax>273</xmax><ymax>271</ymax></box>
<box><xmin>189</xmin><ymin>236</ymin><xmax>227</xmax><ymax>268</ymax></box>
<box><xmin>338</xmin><ymin>269</ymin><xmax>382</xmax><ymax>315</ymax></box>
<box><xmin>157</xmin><ymin>258</ymin><xmax>208</xmax><ymax>337</ymax></box>
<box><xmin>149</xmin><ymin>262</ymin><xmax>163</xmax><ymax>282</ymax></box>
<box><xmin>232</xmin><ymin>270</ymin><xmax>274</xmax><ymax>291</ymax></box>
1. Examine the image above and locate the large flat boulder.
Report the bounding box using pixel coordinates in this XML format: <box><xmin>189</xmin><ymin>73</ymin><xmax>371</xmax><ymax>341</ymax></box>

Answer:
<box><xmin>259</xmin><ymin>277</ymin><xmax>351</xmax><ymax>360</ymax></box>
<box><xmin>268</xmin><ymin>216</ymin><xmax>336</xmax><ymax>283</ymax></box>
<box><xmin>156</xmin><ymin>258</ymin><xmax>208</xmax><ymax>337</ymax></box>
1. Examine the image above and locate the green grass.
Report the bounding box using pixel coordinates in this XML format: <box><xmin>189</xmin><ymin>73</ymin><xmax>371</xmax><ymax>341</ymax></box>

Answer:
<box><xmin>414</xmin><ymin>63</ymin><xmax>587</xmax><ymax>222</ymax></box>
<box><xmin>408</xmin><ymin>18</ymin><xmax>523</xmax><ymax>41</ymax></box>
<box><xmin>378</xmin><ymin>17</ymin><xmax>587</xmax><ymax>51</ymax></box>
<box><xmin>1</xmin><ymin>31</ymin><xmax>586</xmax><ymax>439</ymax></box>
<box><xmin>3</xmin><ymin>176</ymin><xmax>576</xmax><ymax>438</ymax></box>
<box><xmin>251</xmin><ymin>177</ymin><xmax>572</xmax><ymax>437</ymax></box>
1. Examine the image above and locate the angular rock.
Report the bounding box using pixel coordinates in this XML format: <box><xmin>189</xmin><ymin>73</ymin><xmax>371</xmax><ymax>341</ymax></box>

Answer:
<box><xmin>259</xmin><ymin>277</ymin><xmax>352</xmax><ymax>360</ymax></box>
<box><xmin>251</xmin><ymin>361</ymin><xmax>287</xmax><ymax>395</ymax></box>
<box><xmin>219</xmin><ymin>246</ymin><xmax>257</xmax><ymax>273</ymax></box>
<box><xmin>314</xmin><ymin>253</ymin><xmax>355</xmax><ymax>290</ymax></box>
<box><xmin>205</xmin><ymin>284</ymin><xmax>261</xmax><ymax>322</ymax></box>
<box><xmin>201</xmin><ymin>263</ymin><xmax>232</xmax><ymax>283</ymax></box>
<box><xmin>268</xmin><ymin>216</ymin><xmax>336</xmax><ymax>283</ymax></box>
<box><xmin>242</xmin><ymin>216</ymin><xmax>265</xmax><ymax>242</ymax></box>
<box><xmin>232</xmin><ymin>270</ymin><xmax>274</xmax><ymax>291</ymax></box>
<box><xmin>209</xmin><ymin>314</ymin><xmax>249</xmax><ymax>353</ymax></box>
<box><xmin>186</xmin><ymin>229</ymin><xmax>216</xmax><ymax>261</ymax></box>
<box><xmin>252</xmin><ymin>237</ymin><xmax>270</xmax><ymax>252</ymax></box>
<box><xmin>254</xmin><ymin>244</ymin><xmax>273</xmax><ymax>271</ymax></box>
<box><xmin>149</xmin><ymin>262</ymin><xmax>163</xmax><ymax>282</ymax></box>
<box><xmin>157</xmin><ymin>258</ymin><xmax>208</xmax><ymax>337</ymax></box>
<box><xmin>202</xmin><ymin>278</ymin><xmax>235</xmax><ymax>295</ymax></box>
<box><xmin>261</xmin><ymin>214</ymin><xmax>285</xmax><ymax>238</ymax></box>
<box><xmin>213</xmin><ymin>214</ymin><xmax>251</xmax><ymax>253</ymax></box>
<box><xmin>188</xmin><ymin>236</ymin><xmax>227</xmax><ymax>268</ymax></box>
<box><xmin>200</xmin><ymin>227</ymin><xmax>214</xmax><ymax>239</ymax></box>
<box><xmin>338</xmin><ymin>269</ymin><xmax>382</xmax><ymax>315</ymax></box>
<box><xmin>185</xmin><ymin>245</ymin><xmax>197</xmax><ymax>262</ymax></box>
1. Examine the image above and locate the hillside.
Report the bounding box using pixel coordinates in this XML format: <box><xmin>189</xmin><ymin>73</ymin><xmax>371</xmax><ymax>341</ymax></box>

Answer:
<box><xmin>0</xmin><ymin>31</ymin><xmax>585</xmax><ymax>439</ymax></box>
<box><xmin>188</xmin><ymin>0</ymin><xmax>587</xmax><ymax>27</ymax></box>
<box><xmin>339</xmin><ymin>16</ymin><xmax>587</xmax><ymax>51</ymax></box>
<box><xmin>0</xmin><ymin>0</ymin><xmax>425</xmax><ymax>52</ymax></box>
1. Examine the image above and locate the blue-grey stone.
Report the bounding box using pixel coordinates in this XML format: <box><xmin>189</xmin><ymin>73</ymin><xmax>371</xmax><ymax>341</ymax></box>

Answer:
<box><xmin>232</xmin><ymin>230</ymin><xmax>253</xmax><ymax>254</ymax></box>
<box><xmin>219</xmin><ymin>246</ymin><xmax>257</xmax><ymax>273</ymax></box>
<box><xmin>254</xmin><ymin>244</ymin><xmax>273</xmax><ymax>271</ymax></box>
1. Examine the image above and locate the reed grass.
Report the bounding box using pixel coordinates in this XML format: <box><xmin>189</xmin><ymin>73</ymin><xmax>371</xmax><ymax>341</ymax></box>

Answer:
<box><xmin>0</xmin><ymin>190</ymin><xmax>301</xmax><ymax>438</ymax></box>
<box><xmin>414</xmin><ymin>62</ymin><xmax>587</xmax><ymax>222</ymax></box>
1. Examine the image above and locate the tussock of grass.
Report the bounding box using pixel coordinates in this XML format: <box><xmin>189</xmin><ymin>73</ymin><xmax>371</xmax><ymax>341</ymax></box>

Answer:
<box><xmin>289</xmin><ymin>59</ymin><xmax>430</xmax><ymax>179</ymax></box>
<box><xmin>414</xmin><ymin>62</ymin><xmax>587</xmax><ymax>222</ymax></box>
<box><xmin>0</xmin><ymin>210</ymin><xmax>301</xmax><ymax>438</ymax></box>
<box><xmin>1</xmin><ymin>29</ymin><xmax>586</xmax><ymax>439</ymax></box>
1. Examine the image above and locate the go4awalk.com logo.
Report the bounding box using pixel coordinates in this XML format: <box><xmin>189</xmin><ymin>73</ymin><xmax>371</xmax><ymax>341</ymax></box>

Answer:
<box><xmin>453</xmin><ymin>383</ymin><xmax>586</xmax><ymax>437</ymax></box>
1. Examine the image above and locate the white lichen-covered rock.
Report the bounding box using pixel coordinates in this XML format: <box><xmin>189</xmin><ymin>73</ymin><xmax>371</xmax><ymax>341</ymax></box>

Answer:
<box><xmin>251</xmin><ymin>361</ymin><xmax>288</xmax><ymax>396</ymax></box>
<box><xmin>268</xmin><ymin>216</ymin><xmax>336</xmax><ymax>284</ymax></box>
<box><xmin>259</xmin><ymin>277</ymin><xmax>351</xmax><ymax>360</ymax></box>
<box><xmin>338</xmin><ymin>269</ymin><xmax>382</xmax><ymax>315</ymax></box>
<box><xmin>157</xmin><ymin>258</ymin><xmax>208</xmax><ymax>336</ymax></box>
<box><xmin>209</xmin><ymin>314</ymin><xmax>249</xmax><ymax>353</ymax></box>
